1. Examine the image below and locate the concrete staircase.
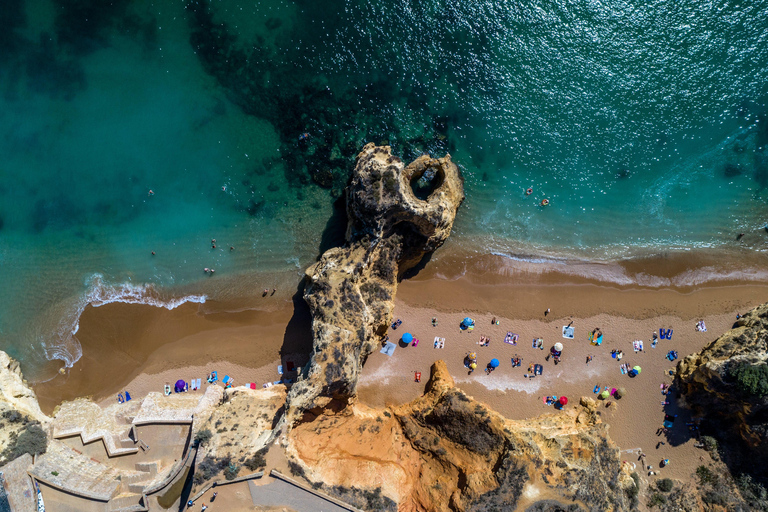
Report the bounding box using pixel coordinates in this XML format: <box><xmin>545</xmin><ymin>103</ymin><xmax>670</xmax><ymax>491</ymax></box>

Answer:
<box><xmin>108</xmin><ymin>492</ymin><xmax>146</xmax><ymax>511</ymax></box>
<box><xmin>108</xmin><ymin>461</ymin><xmax>158</xmax><ymax>511</ymax></box>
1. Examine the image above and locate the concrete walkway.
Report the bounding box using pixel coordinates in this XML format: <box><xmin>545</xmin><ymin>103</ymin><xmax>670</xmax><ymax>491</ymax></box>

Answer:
<box><xmin>247</xmin><ymin>479</ymin><xmax>352</xmax><ymax>512</ymax></box>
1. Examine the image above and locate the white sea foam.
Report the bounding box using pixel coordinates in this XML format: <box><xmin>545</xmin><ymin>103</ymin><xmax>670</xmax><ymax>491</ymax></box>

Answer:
<box><xmin>43</xmin><ymin>274</ymin><xmax>207</xmax><ymax>368</ymax></box>
<box><xmin>455</xmin><ymin>375</ymin><xmax>544</xmax><ymax>394</ymax></box>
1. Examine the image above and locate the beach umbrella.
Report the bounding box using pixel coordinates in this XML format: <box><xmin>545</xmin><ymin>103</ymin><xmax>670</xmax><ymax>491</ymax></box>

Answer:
<box><xmin>615</xmin><ymin>388</ymin><xmax>627</xmax><ymax>399</ymax></box>
<box><xmin>469</xmin><ymin>352</ymin><xmax>477</xmax><ymax>361</ymax></box>
<box><xmin>470</xmin><ymin>363</ymin><xmax>477</xmax><ymax>370</ymax></box>
<box><xmin>490</xmin><ymin>358</ymin><xmax>500</xmax><ymax>368</ymax></box>
<box><xmin>174</xmin><ymin>379</ymin><xmax>186</xmax><ymax>392</ymax></box>
<box><xmin>559</xmin><ymin>396</ymin><xmax>568</xmax><ymax>405</ymax></box>
<box><xmin>462</xmin><ymin>317</ymin><xmax>474</xmax><ymax>327</ymax></box>
<box><xmin>554</xmin><ymin>342</ymin><xmax>563</xmax><ymax>352</ymax></box>
<box><xmin>599</xmin><ymin>390</ymin><xmax>610</xmax><ymax>399</ymax></box>
<box><xmin>402</xmin><ymin>333</ymin><xmax>413</xmax><ymax>344</ymax></box>
<box><xmin>633</xmin><ymin>366</ymin><xmax>642</xmax><ymax>374</ymax></box>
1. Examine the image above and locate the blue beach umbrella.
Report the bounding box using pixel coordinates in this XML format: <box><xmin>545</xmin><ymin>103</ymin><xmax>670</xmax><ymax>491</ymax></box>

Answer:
<box><xmin>490</xmin><ymin>358</ymin><xmax>500</xmax><ymax>368</ymax></box>
<box><xmin>462</xmin><ymin>317</ymin><xmax>474</xmax><ymax>326</ymax></box>
<box><xmin>402</xmin><ymin>332</ymin><xmax>413</xmax><ymax>344</ymax></box>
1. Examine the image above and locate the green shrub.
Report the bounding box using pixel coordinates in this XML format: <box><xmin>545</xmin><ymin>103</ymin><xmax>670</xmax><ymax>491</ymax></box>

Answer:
<box><xmin>657</xmin><ymin>478</ymin><xmax>674</xmax><ymax>492</ymax></box>
<box><xmin>737</xmin><ymin>473</ymin><xmax>768</xmax><ymax>502</ymax></box>
<box><xmin>288</xmin><ymin>460</ymin><xmax>305</xmax><ymax>479</ymax></box>
<box><xmin>194</xmin><ymin>429</ymin><xmax>213</xmax><ymax>445</ymax></box>
<box><xmin>2</xmin><ymin>424</ymin><xmax>47</xmax><ymax>462</ymax></box>
<box><xmin>223</xmin><ymin>463</ymin><xmax>238</xmax><ymax>481</ymax></box>
<box><xmin>625</xmin><ymin>472</ymin><xmax>640</xmax><ymax>506</ymax></box>
<box><xmin>244</xmin><ymin>448</ymin><xmax>267</xmax><ymax>471</ymax></box>
<box><xmin>696</xmin><ymin>465</ymin><xmax>716</xmax><ymax>485</ymax></box>
<box><xmin>193</xmin><ymin>456</ymin><xmax>230</xmax><ymax>485</ymax></box>
<box><xmin>729</xmin><ymin>362</ymin><xmax>768</xmax><ymax>397</ymax></box>
<box><xmin>701</xmin><ymin>435</ymin><xmax>718</xmax><ymax>453</ymax></box>
<box><xmin>648</xmin><ymin>493</ymin><xmax>667</xmax><ymax>507</ymax></box>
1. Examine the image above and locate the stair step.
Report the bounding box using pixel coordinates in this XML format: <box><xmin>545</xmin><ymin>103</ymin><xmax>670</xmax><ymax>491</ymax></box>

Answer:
<box><xmin>128</xmin><ymin>483</ymin><xmax>147</xmax><ymax>494</ymax></box>
<box><xmin>108</xmin><ymin>493</ymin><xmax>144</xmax><ymax>511</ymax></box>
<box><xmin>134</xmin><ymin>461</ymin><xmax>158</xmax><ymax>475</ymax></box>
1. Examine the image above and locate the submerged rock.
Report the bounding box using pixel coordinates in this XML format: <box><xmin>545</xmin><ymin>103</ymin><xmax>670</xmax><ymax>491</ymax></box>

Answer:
<box><xmin>286</xmin><ymin>144</ymin><xmax>464</xmax><ymax>421</ymax></box>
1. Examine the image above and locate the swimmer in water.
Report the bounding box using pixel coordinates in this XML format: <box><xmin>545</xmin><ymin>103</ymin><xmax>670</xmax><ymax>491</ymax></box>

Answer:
<box><xmin>526</xmin><ymin>187</ymin><xmax>533</xmax><ymax>195</ymax></box>
<box><xmin>541</xmin><ymin>199</ymin><xmax>550</xmax><ymax>206</ymax></box>
<box><xmin>221</xmin><ymin>185</ymin><xmax>227</xmax><ymax>192</ymax></box>
<box><xmin>148</xmin><ymin>190</ymin><xmax>154</xmax><ymax>196</ymax></box>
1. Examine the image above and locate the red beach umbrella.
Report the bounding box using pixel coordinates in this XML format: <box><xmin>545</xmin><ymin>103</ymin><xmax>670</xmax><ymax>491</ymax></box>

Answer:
<box><xmin>559</xmin><ymin>396</ymin><xmax>568</xmax><ymax>405</ymax></box>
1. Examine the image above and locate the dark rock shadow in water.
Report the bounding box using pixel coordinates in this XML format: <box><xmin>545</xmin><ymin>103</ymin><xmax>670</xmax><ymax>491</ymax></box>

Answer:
<box><xmin>317</xmin><ymin>194</ymin><xmax>348</xmax><ymax>257</ymax></box>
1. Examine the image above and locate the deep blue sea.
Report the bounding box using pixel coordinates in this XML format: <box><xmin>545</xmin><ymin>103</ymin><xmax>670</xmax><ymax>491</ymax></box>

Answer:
<box><xmin>2</xmin><ymin>0</ymin><xmax>768</xmax><ymax>380</ymax></box>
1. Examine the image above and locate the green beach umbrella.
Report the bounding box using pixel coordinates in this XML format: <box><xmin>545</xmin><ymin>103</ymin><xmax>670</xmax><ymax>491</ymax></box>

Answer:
<box><xmin>633</xmin><ymin>366</ymin><xmax>642</xmax><ymax>374</ymax></box>
<box><xmin>599</xmin><ymin>390</ymin><xmax>610</xmax><ymax>400</ymax></box>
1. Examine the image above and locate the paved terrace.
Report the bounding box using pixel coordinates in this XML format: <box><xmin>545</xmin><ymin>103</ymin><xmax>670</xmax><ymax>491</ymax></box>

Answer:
<box><xmin>0</xmin><ymin>454</ymin><xmax>34</xmax><ymax>512</ymax></box>
<box><xmin>29</xmin><ymin>440</ymin><xmax>136</xmax><ymax>501</ymax></box>
<box><xmin>52</xmin><ymin>399</ymin><xmax>140</xmax><ymax>457</ymax></box>
<box><xmin>133</xmin><ymin>387</ymin><xmax>221</xmax><ymax>425</ymax></box>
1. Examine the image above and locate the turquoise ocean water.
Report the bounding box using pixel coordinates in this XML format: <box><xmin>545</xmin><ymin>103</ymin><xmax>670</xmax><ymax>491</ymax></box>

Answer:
<box><xmin>2</xmin><ymin>0</ymin><xmax>768</xmax><ymax>380</ymax></box>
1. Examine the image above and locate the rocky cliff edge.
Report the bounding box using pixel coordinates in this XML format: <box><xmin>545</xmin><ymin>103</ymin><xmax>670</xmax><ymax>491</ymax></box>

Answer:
<box><xmin>677</xmin><ymin>303</ymin><xmax>768</xmax><ymax>455</ymax></box>
<box><xmin>286</xmin><ymin>144</ymin><xmax>464</xmax><ymax>421</ymax></box>
<box><xmin>287</xmin><ymin>360</ymin><xmax>634</xmax><ymax>512</ymax></box>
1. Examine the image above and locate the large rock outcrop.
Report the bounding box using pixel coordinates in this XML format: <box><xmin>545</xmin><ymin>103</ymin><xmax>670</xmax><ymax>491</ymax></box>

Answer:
<box><xmin>287</xmin><ymin>360</ymin><xmax>633</xmax><ymax>512</ymax></box>
<box><xmin>0</xmin><ymin>352</ymin><xmax>50</xmax><ymax>462</ymax></box>
<box><xmin>677</xmin><ymin>303</ymin><xmax>768</xmax><ymax>470</ymax></box>
<box><xmin>287</xmin><ymin>144</ymin><xmax>463</xmax><ymax>420</ymax></box>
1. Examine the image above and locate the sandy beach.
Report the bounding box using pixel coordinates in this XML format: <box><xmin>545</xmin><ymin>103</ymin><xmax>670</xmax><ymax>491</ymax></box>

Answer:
<box><xmin>32</xmin><ymin>256</ymin><xmax>768</xmax><ymax>489</ymax></box>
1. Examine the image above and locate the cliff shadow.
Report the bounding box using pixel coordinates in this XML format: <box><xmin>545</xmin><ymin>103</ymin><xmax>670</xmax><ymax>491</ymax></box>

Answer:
<box><xmin>658</xmin><ymin>382</ymin><xmax>701</xmax><ymax>450</ymax></box>
<box><xmin>317</xmin><ymin>193</ymin><xmax>348</xmax><ymax>257</ymax></box>
<box><xmin>279</xmin><ymin>280</ymin><xmax>314</xmax><ymax>376</ymax></box>
<box><xmin>400</xmin><ymin>251</ymin><xmax>435</xmax><ymax>280</ymax></box>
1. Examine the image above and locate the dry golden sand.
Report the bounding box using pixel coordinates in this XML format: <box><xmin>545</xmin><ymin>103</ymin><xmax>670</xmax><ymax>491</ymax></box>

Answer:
<box><xmin>33</xmin><ymin>258</ymin><xmax>768</xmax><ymax>490</ymax></box>
<box><xmin>358</xmin><ymin>276</ymin><xmax>768</xmax><ymax>487</ymax></box>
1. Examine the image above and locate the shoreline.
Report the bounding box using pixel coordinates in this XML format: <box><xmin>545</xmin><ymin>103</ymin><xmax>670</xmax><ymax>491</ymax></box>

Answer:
<box><xmin>17</xmin><ymin>240</ymin><xmax>768</xmax><ymax>385</ymax></box>
<box><xmin>32</xmin><ymin>258</ymin><xmax>767</xmax><ymax>412</ymax></box>
<box><xmin>29</xmin><ymin>253</ymin><xmax>768</xmax><ymax>490</ymax></box>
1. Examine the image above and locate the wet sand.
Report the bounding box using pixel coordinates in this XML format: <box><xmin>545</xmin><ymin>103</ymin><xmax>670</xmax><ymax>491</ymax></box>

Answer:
<box><xmin>32</xmin><ymin>254</ymin><xmax>768</xmax><ymax>488</ymax></box>
<box><xmin>34</xmin><ymin>294</ymin><xmax>313</xmax><ymax>414</ymax></box>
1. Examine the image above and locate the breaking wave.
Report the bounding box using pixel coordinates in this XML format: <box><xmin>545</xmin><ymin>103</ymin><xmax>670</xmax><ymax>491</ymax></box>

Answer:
<box><xmin>42</xmin><ymin>274</ymin><xmax>206</xmax><ymax>369</ymax></box>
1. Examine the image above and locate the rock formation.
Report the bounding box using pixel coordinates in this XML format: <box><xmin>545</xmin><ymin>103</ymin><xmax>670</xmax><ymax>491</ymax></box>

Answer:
<box><xmin>195</xmin><ymin>384</ymin><xmax>286</xmax><ymax>469</ymax></box>
<box><xmin>676</xmin><ymin>303</ymin><xmax>768</xmax><ymax>474</ymax></box>
<box><xmin>286</xmin><ymin>144</ymin><xmax>464</xmax><ymax>420</ymax></box>
<box><xmin>0</xmin><ymin>352</ymin><xmax>49</xmax><ymax>425</ymax></box>
<box><xmin>287</xmin><ymin>360</ymin><xmax>633</xmax><ymax>512</ymax></box>
<box><xmin>0</xmin><ymin>352</ymin><xmax>50</xmax><ymax>462</ymax></box>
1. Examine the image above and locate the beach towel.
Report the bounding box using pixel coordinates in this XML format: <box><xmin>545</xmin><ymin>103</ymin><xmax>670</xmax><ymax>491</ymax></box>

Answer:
<box><xmin>504</xmin><ymin>332</ymin><xmax>519</xmax><ymax>345</ymax></box>
<box><xmin>263</xmin><ymin>382</ymin><xmax>273</xmax><ymax>388</ymax></box>
<box><xmin>249</xmin><ymin>383</ymin><xmax>257</xmax><ymax>390</ymax></box>
<box><xmin>633</xmin><ymin>340</ymin><xmax>643</xmax><ymax>352</ymax></box>
<box><xmin>534</xmin><ymin>364</ymin><xmax>543</xmax><ymax>375</ymax></box>
<box><xmin>223</xmin><ymin>375</ymin><xmax>232</xmax><ymax>385</ymax></box>
<box><xmin>562</xmin><ymin>326</ymin><xmax>575</xmax><ymax>339</ymax></box>
<box><xmin>433</xmin><ymin>337</ymin><xmax>445</xmax><ymax>348</ymax></box>
<box><xmin>125</xmin><ymin>391</ymin><xmax>132</xmax><ymax>401</ymax></box>
<box><xmin>620</xmin><ymin>364</ymin><xmax>627</xmax><ymax>375</ymax></box>
<box><xmin>380</xmin><ymin>341</ymin><xmax>397</xmax><ymax>356</ymax></box>
<box><xmin>412</xmin><ymin>338</ymin><xmax>419</xmax><ymax>347</ymax></box>
<box><xmin>591</xmin><ymin>334</ymin><xmax>603</xmax><ymax>346</ymax></box>
<box><xmin>593</xmin><ymin>385</ymin><xmax>600</xmax><ymax>393</ymax></box>
<box><xmin>666</xmin><ymin>329</ymin><xmax>673</xmax><ymax>340</ymax></box>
